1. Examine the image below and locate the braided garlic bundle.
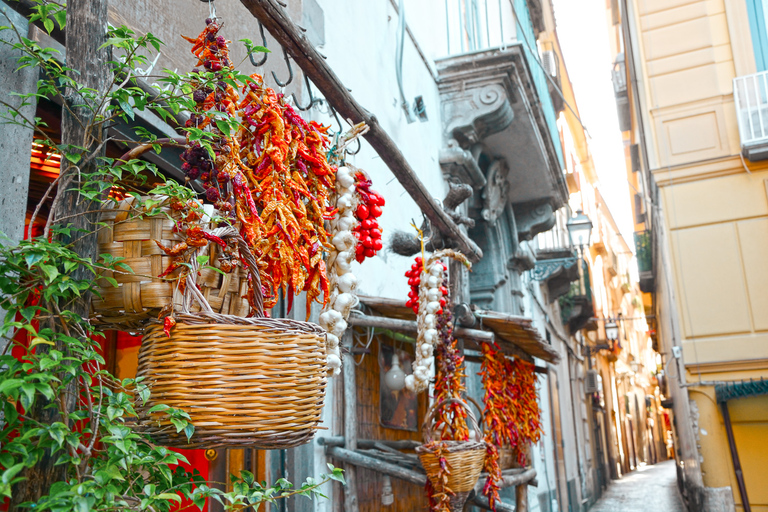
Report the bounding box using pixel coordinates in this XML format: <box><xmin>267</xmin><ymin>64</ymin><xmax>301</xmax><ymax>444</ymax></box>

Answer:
<box><xmin>406</xmin><ymin>249</ymin><xmax>471</xmax><ymax>393</ymax></box>
<box><xmin>318</xmin><ymin>165</ymin><xmax>360</xmax><ymax>376</ymax></box>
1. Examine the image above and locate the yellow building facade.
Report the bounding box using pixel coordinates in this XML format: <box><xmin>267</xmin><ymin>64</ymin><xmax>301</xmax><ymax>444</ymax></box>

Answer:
<box><xmin>606</xmin><ymin>1</ymin><xmax>768</xmax><ymax>511</ymax></box>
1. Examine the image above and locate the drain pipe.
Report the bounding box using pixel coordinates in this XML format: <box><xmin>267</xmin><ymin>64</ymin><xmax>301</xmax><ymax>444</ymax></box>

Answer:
<box><xmin>719</xmin><ymin>401</ymin><xmax>750</xmax><ymax>512</ymax></box>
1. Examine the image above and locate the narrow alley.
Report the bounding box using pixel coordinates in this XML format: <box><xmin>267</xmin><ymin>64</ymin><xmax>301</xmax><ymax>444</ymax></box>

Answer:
<box><xmin>588</xmin><ymin>461</ymin><xmax>686</xmax><ymax>512</ymax></box>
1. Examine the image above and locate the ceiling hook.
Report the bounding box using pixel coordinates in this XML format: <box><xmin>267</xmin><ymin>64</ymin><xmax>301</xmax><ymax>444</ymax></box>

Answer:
<box><xmin>271</xmin><ymin>48</ymin><xmax>294</xmax><ymax>87</ymax></box>
<box><xmin>347</xmin><ymin>135</ymin><xmax>362</xmax><ymax>156</ymax></box>
<box><xmin>248</xmin><ymin>22</ymin><xmax>268</xmax><ymax>67</ymax></box>
<box><xmin>293</xmin><ymin>73</ymin><xmax>322</xmax><ymax>111</ymax></box>
<box><xmin>330</xmin><ymin>106</ymin><xmax>363</xmax><ymax>156</ymax></box>
<box><xmin>330</xmin><ymin>106</ymin><xmax>344</xmax><ymax>135</ymax></box>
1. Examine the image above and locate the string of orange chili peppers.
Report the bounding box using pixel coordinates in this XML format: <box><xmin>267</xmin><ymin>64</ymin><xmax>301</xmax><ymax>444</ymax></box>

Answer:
<box><xmin>479</xmin><ymin>343</ymin><xmax>543</xmax><ymax>510</ymax></box>
<box><xmin>179</xmin><ymin>19</ymin><xmax>335</xmax><ymax>317</ymax></box>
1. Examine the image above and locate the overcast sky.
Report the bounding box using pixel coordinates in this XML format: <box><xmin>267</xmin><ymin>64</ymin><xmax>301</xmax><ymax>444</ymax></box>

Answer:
<box><xmin>551</xmin><ymin>0</ymin><xmax>636</xmax><ymax>246</ymax></box>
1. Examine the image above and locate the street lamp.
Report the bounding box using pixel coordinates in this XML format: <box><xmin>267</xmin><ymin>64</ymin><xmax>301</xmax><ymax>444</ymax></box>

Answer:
<box><xmin>567</xmin><ymin>210</ymin><xmax>593</xmax><ymax>295</ymax></box>
<box><xmin>567</xmin><ymin>210</ymin><xmax>593</xmax><ymax>249</ymax></box>
<box><xmin>605</xmin><ymin>320</ymin><xmax>619</xmax><ymax>341</ymax></box>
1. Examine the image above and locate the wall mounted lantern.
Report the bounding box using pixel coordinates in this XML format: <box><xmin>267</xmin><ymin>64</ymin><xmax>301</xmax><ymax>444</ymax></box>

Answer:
<box><xmin>567</xmin><ymin>210</ymin><xmax>593</xmax><ymax>249</ymax></box>
<box><xmin>605</xmin><ymin>320</ymin><xmax>619</xmax><ymax>341</ymax></box>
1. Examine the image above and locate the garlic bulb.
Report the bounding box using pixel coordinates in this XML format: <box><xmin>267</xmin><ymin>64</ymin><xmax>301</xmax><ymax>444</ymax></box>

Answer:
<box><xmin>334</xmin><ymin>293</ymin><xmax>357</xmax><ymax>318</ymax></box>
<box><xmin>337</xmin><ymin>171</ymin><xmax>355</xmax><ymax>189</ymax></box>
<box><xmin>332</xmin><ymin>232</ymin><xmax>356</xmax><ymax>251</ymax></box>
<box><xmin>327</xmin><ymin>354</ymin><xmax>342</xmax><ymax>370</ymax></box>
<box><xmin>329</xmin><ymin>318</ymin><xmax>348</xmax><ymax>339</ymax></box>
<box><xmin>337</xmin><ymin>273</ymin><xmax>358</xmax><ymax>293</ymax></box>
<box><xmin>326</xmin><ymin>333</ymin><xmax>340</xmax><ymax>349</ymax></box>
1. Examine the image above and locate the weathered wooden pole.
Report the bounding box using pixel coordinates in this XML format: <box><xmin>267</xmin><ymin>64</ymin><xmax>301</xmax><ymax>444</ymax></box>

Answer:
<box><xmin>9</xmin><ymin>0</ymin><xmax>110</xmax><ymax>508</ymax></box>
<box><xmin>341</xmin><ymin>331</ymin><xmax>360</xmax><ymax>512</ymax></box>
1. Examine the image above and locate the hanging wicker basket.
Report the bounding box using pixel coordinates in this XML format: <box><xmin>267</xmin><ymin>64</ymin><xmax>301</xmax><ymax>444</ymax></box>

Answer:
<box><xmin>135</xmin><ymin>237</ymin><xmax>328</xmax><ymax>450</ymax></box>
<box><xmin>92</xmin><ymin>196</ymin><xmax>249</xmax><ymax>331</ymax></box>
<box><xmin>417</xmin><ymin>398</ymin><xmax>487</xmax><ymax>511</ymax></box>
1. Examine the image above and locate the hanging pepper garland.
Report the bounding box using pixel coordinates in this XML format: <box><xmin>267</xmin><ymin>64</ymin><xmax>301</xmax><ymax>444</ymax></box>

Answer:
<box><xmin>176</xmin><ymin>19</ymin><xmax>337</xmax><ymax>318</ymax></box>
<box><xmin>479</xmin><ymin>343</ymin><xmax>543</xmax><ymax>510</ymax></box>
<box><xmin>512</xmin><ymin>358</ymin><xmax>542</xmax><ymax>452</ymax></box>
<box><xmin>424</xmin><ymin>282</ymin><xmax>471</xmax><ymax>511</ymax></box>
<box><xmin>432</xmin><ymin>294</ymin><xmax>469</xmax><ymax>441</ymax></box>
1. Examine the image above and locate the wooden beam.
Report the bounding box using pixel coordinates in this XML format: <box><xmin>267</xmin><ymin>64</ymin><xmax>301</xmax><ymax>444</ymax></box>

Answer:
<box><xmin>471</xmin><ymin>494</ymin><xmax>516</xmax><ymax>512</ymax></box>
<box><xmin>327</xmin><ymin>446</ymin><xmax>426</xmax><ymax>486</ymax></box>
<box><xmin>238</xmin><ymin>0</ymin><xmax>482</xmax><ymax>263</ymax></box>
<box><xmin>473</xmin><ymin>468</ymin><xmax>537</xmax><ymax>495</ymax></box>
<box><xmin>348</xmin><ymin>313</ymin><xmax>495</xmax><ymax>344</ymax></box>
<box><xmin>318</xmin><ymin>437</ymin><xmax>421</xmax><ymax>450</ymax></box>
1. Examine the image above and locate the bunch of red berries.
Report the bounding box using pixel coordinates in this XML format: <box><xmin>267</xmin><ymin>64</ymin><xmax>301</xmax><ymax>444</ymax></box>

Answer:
<box><xmin>353</xmin><ymin>171</ymin><xmax>385</xmax><ymax>263</ymax></box>
<box><xmin>404</xmin><ymin>257</ymin><xmax>450</xmax><ymax>315</ymax></box>
<box><xmin>405</xmin><ymin>257</ymin><xmax>423</xmax><ymax>314</ymax></box>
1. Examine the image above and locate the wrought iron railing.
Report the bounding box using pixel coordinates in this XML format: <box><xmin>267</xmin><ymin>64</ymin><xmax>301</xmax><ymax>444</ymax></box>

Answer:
<box><xmin>734</xmin><ymin>71</ymin><xmax>768</xmax><ymax>148</ymax></box>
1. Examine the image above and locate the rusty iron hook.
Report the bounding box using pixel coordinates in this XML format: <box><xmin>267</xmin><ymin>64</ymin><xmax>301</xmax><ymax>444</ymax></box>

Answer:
<box><xmin>293</xmin><ymin>73</ymin><xmax>322</xmax><ymax>111</ymax></box>
<box><xmin>271</xmin><ymin>48</ymin><xmax>294</xmax><ymax>87</ymax></box>
<box><xmin>248</xmin><ymin>22</ymin><xmax>269</xmax><ymax>67</ymax></box>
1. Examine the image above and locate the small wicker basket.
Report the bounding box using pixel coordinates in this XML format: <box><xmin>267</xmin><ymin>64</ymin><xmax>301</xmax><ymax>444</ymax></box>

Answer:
<box><xmin>467</xmin><ymin>395</ymin><xmax>519</xmax><ymax>469</ymax></box>
<box><xmin>92</xmin><ymin>196</ymin><xmax>250</xmax><ymax>331</ymax></box>
<box><xmin>417</xmin><ymin>398</ymin><xmax>487</xmax><ymax>511</ymax></box>
<box><xmin>136</xmin><ymin>237</ymin><xmax>328</xmax><ymax>450</ymax></box>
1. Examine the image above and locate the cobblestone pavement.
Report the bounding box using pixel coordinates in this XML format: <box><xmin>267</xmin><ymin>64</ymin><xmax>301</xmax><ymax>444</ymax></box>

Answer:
<box><xmin>588</xmin><ymin>460</ymin><xmax>686</xmax><ymax>512</ymax></box>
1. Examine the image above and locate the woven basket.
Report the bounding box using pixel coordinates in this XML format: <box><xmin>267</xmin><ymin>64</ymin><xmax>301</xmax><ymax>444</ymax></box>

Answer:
<box><xmin>417</xmin><ymin>398</ymin><xmax>487</xmax><ymax>511</ymax></box>
<box><xmin>467</xmin><ymin>396</ymin><xmax>518</xmax><ymax>469</ymax></box>
<box><xmin>499</xmin><ymin>444</ymin><xmax>516</xmax><ymax>469</ymax></box>
<box><xmin>92</xmin><ymin>196</ymin><xmax>249</xmax><ymax>331</ymax></box>
<box><xmin>136</xmin><ymin>237</ymin><xmax>328</xmax><ymax>450</ymax></box>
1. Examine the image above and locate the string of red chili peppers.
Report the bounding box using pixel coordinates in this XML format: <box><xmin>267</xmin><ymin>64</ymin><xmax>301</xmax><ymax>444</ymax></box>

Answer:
<box><xmin>425</xmin><ymin>284</ymin><xmax>469</xmax><ymax>511</ymax></box>
<box><xmin>479</xmin><ymin>342</ymin><xmax>507</xmax><ymax>510</ymax></box>
<box><xmin>512</xmin><ymin>358</ymin><xmax>542</xmax><ymax>456</ymax></box>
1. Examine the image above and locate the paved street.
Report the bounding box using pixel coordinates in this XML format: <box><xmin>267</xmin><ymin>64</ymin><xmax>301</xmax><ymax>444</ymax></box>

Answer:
<box><xmin>588</xmin><ymin>460</ymin><xmax>686</xmax><ymax>512</ymax></box>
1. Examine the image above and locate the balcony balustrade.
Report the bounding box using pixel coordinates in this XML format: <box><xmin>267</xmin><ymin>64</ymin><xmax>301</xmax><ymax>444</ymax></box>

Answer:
<box><xmin>734</xmin><ymin>71</ymin><xmax>768</xmax><ymax>160</ymax></box>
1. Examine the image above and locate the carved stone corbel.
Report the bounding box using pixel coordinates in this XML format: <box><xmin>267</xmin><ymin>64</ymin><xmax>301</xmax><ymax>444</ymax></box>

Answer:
<box><xmin>514</xmin><ymin>200</ymin><xmax>556</xmax><ymax>242</ymax></box>
<box><xmin>481</xmin><ymin>159</ymin><xmax>510</xmax><ymax>225</ymax></box>
<box><xmin>441</xmin><ymin>82</ymin><xmax>515</xmax><ymax>147</ymax></box>
<box><xmin>388</xmin><ymin>183</ymin><xmax>475</xmax><ymax>256</ymax></box>
<box><xmin>508</xmin><ymin>244</ymin><xmax>536</xmax><ymax>273</ymax></box>
<box><xmin>439</xmin><ymin>141</ymin><xmax>486</xmax><ymax>187</ymax></box>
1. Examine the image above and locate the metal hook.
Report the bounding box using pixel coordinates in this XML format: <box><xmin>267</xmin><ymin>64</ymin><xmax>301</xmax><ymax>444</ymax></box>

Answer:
<box><xmin>271</xmin><ymin>48</ymin><xmax>294</xmax><ymax>87</ymax></box>
<box><xmin>347</xmin><ymin>135</ymin><xmax>362</xmax><ymax>155</ymax></box>
<box><xmin>330</xmin><ymin>106</ymin><xmax>344</xmax><ymax>136</ymax></box>
<box><xmin>292</xmin><ymin>73</ymin><xmax>321</xmax><ymax>111</ymax></box>
<box><xmin>248</xmin><ymin>22</ymin><xmax>268</xmax><ymax>67</ymax></box>
<box><xmin>330</xmin><ymin>106</ymin><xmax>363</xmax><ymax>155</ymax></box>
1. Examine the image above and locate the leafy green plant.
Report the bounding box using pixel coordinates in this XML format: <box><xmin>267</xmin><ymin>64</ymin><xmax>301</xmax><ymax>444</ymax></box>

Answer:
<box><xmin>0</xmin><ymin>2</ymin><xmax>341</xmax><ymax>510</ymax></box>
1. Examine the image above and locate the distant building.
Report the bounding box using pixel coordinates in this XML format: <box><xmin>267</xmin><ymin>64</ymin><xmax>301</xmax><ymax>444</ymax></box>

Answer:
<box><xmin>603</xmin><ymin>1</ymin><xmax>768</xmax><ymax>511</ymax></box>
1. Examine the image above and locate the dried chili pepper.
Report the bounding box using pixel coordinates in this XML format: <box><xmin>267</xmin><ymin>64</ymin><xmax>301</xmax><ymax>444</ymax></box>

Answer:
<box><xmin>163</xmin><ymin>316</ymin><xmax>176</xmax><ymax>337</ymax></box>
